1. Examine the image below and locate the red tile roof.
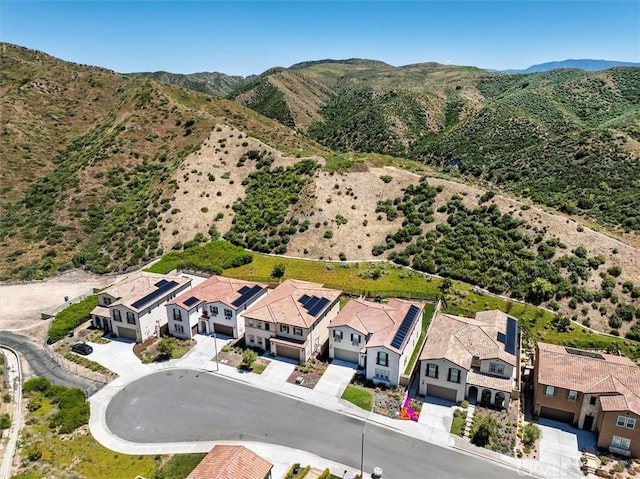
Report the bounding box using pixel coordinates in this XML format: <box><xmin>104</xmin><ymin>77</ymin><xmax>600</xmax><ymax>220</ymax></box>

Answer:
<box><xmin>536</xmin><ymin>342</ymin><xmax>640</xmax><ymax>415</ymax></box>
<box><xmin>167</xmin><ymin>275</ymin><xmax>267</xmax><ymax>311</ymax></box>
<box><xmin>186</xmin><ymin>445</ymin><xmax>272</xmax><ymax>479</ymax></box>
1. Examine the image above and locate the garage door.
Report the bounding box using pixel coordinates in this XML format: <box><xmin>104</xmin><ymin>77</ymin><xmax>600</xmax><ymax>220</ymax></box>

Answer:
<box><xmin>427</xmin><ymin>384</ymin><xmax>458</xmax><ymax>402</ymax></box>
<box><xmin>214</xmin><ymin>324</ymin><xmax>234</xmax><ymax>337</ymax></box>
<box><xmin>276</xmin><ymin>344</ymin><xmax>301</xmax><ymax>362</ymax></box>
<box><xmin>334</xmin><ymin>348</ymin><xmax>359</xmax><ymax>364</ymax></box>
<box><xmin>117</xmin><ymin>327</ymin><xmax>137</xmax><ymax>341</ymax></box>
<box><xmin>540</xmin><ymin>406</ymin><xmax>575</xmax><ymax>424</ymax></box>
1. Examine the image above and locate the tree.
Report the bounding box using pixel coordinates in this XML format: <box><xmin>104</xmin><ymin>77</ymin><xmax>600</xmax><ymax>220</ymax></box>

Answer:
<box><xmin>471</xmin><ymin>415</ymin><xmax>496</xmax><ymax>447</ymax></box>
<box><xmin>240</xmin><ymin>349</ymin><xmax>258</xmax><ymax>371</ymax></box>
<box><xmin>271</xmin><ymin>263</ymin><xmax>286</xmax><ymax>279</ymax></box>
<box><xmin>528</xmin><ymin>277</ymin><xmax>555</xmax><ymax>304</ymax></box>
<box><xmin>522</xmin><ymin>423</ymin><xmax>540</xmax><ymax>446</ymax></box>
<box><xmin>438</xmin><ymin>277</ymin><xmax>453</xmax><ymax>296</ymax></box>
<box><xmin>157</xmin><ymin>337</ymin><xmax>174</xmax><ymax>360</ymax></box>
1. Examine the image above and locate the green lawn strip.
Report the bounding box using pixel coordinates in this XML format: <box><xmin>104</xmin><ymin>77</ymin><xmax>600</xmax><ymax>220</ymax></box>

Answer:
<box><xmin>145</xmin><ymin>240</ymin><xmax>252</xmax><ymax>275</ymax></box>
<box><xmin>404</xmin><ymin>303</ymin><xmax>436</xmax><ymax>375</ymax></box>
<box><xmin>153</xmin><ymin>453</ymin><xmax>206</xmax><ymax>479</ymax></box>
<box><xmin>251</xmin><ymin>362</ymin><xmax>267</xmax><ymax>374</ymax></box>
<box><xmin>48</xmin><ymin>295</ymin><xmax>98</xmax><ymax>343</ymax></box>
<box><xmin>450</xmin><ymin>409</ymin><xmax>466</xmax><ymax>437</ymax></box>
<box><xmin>341</xmin><ymin>385</ymin><xmax>373</xmax><ymax>411</ymax></box>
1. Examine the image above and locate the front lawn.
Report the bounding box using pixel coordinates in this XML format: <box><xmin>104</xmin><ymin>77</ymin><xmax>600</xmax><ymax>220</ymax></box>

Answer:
<box><xmin>341</xmin><ymin>385</ymin><xmax>373</xmax><ymax>411</ymax></box>
<box><xmin>450</xmin><ymin>408</ymin><xmax>467</xmax><ymax>437</ymax></box>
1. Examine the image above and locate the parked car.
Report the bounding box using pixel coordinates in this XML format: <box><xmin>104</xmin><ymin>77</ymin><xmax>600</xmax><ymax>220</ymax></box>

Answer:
<box><xmin>71</xmin><ymin>343</ymin><xmax>93</xmax><ymax>355</ymax></box>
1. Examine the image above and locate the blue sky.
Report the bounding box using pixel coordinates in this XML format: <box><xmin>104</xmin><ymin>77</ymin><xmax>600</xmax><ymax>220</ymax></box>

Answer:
<box><xmin>2</xmin><ymin>1</ymin><xmax>639</xmax><ymax>76</ymax></box>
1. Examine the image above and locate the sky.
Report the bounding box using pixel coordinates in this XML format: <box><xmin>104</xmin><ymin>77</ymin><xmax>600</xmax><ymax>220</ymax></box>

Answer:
<box><xmin>2</xmin><ymin>1</ymin><xmax>639</xmax><ymax>76</ymax></box>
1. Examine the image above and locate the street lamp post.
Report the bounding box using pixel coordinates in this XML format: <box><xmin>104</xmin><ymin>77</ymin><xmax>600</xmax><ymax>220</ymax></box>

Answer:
<box><xmin>360</xmin><ymin>421</ymin><xmax>368</xmax><ymax>478</ymax></box>
<box><xmin>213</xmin><ymin>329</ymin><xmax>219</xmax><ymax>371</ymax></box>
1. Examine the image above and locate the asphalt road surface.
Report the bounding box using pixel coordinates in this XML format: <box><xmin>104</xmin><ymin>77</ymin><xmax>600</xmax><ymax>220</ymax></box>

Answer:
<box><xmin>0</xmin><ymin>331</ymin><xmax>103</xmax><ymax>396</ymax></box>
<box><xmin>107</xmin><ymin>369</ymin><xmax>533</xmax><ymax>478</ymax></box>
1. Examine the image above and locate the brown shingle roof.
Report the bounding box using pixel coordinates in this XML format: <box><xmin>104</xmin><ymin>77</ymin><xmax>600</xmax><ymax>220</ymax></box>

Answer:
<box><xmin>536</xmin><ymin>342</ymin><xmax>640</xmax><ymax>415</ymax></box>
<box><xmin>187</xmin><ymin>445</ymin><xmax>272</xmax><ymax>479</ymax></box>
<box><xmin>419</xmin><ymin>311</ymin><xmax>517</xmax><ymax>367</ymax></box>
<box><xmin>329</xmin><ymin>298</ymin><xmax>425</xmax><ymax>354</ymax></box>
<box><xmin>243</xmin><ymin>279</ymin><xmax>341</xmax><ymax>328</ymax></box>
<box><xmin>167</xmin><ymin>275</ymin><xmax>267</xmax><ymax>310</ymax></box>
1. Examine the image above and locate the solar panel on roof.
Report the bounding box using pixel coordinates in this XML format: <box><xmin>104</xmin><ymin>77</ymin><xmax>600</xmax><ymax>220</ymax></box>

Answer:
<box><xmin>505</xmin><ymin>316</ymin><xmax>518</xmax><ymax>355</ymax></box>
<box><xmin>497</xmin><ymin>332</ymin><xmax>506</xmax><ymax>344</ymax></box>
<box><xmin>299</xmin><ymin>294</ymin><xmax>311</xmax><ymax>306</ymax></box>
<box><xmin>231</xmin><ymin>285</ymin><xmax>264</xmax><ymax>307</ymax></box>
<box><xmin>155</xmin><ymin>279</ymin><xmax>168</xmax><ymax>288</ymax></box>
<box><xmin>131</xmin><ymin>280</ymin><xmax>179</xmax><ymax>310</ymax></box>
<box><xmin>390</xmin><ymin>305</ymin><xmax>420</xmax><ymax>350</ymax></box>
<box><xmin>184</xmin><ymin>296</ymin><xmax>200</xmax><ymax>307</ymax></box>
<box><xmin>303</xmin><ymin>296</ymin><xmax>320</xmax><ymax>311</ymax></box>
<box><xmin>308</xmin><ymin>297</ymin><xmax>329</xmax><ymax>317</ymax></box>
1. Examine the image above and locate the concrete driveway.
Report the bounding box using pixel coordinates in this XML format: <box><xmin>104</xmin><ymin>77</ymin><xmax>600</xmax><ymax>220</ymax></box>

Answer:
<box><xmin>86</xmin><ymin>338</ymin><xmax>141</xmax><ymax>378</ymax></box>
<box><xmin>313</xmin><ymin>360</ymin><xmax>356</xmax><ymax>397</ymax></box>
<box><xmin>537</xmin><ymin>418</ymin><xmax>595</xmax><ymax>478</ymax></box>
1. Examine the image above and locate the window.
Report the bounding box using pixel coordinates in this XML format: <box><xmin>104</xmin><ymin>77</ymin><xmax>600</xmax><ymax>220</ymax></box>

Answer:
<box><xmin>103</xmin><ymin>297</ymin><xmax>112</xmax><ymax>306</ymax></box>
<box><xmin>544</xmin><ymin>385</ymin><xmax>556</xmax><ymax>397</ymax></box>
<box><xmin>617</xmin><ymin>416</ymin><xmax>636</xmax><ymax>429</ymax></box>
<box><xmin>210</xmin><ymin>306</ymin><xmax>219</xmax><ymax>315</ymax></box>
<box><xmin>173</xmin><ymin>309</ymin><xmax>182</xmax><ymax>321</ymax></box>
<box><xmin>280</xmin><ymin>324</ymin><xmax>289</xmax><ymax>334</ymax></box>
<box><xmin>427</xmin><ymin>363</ymin><xmax>439</xmax><ymax>379</ymax></box>
<box><xmin>126</xmin><ymin>312</ymin><xmax>135</xmax><ymax>325</ymax></box>
<box><xmin>333</xmin><ymin>330</ymin><xmax>343</xmax><ymax>342</ymax></box>
<box><xmin>113</xmin><ymin>310</ymin><xmax>122</xmax><ymax>322</ymax></box>
<box><xmin>174</xmin><ymin>324</ymin><xmax>184</xmax><ymax>333</ymax></box>
<box><xmin>590</xmin><ymin>396</ymin><xmax>597</xmax><ymax>406</ymax></box>
<box><xmin>612</xmin><ymin>436</ymin><xmax>631</xmax><ymax>450</ymax></box>
<box><xmin>374</xmin><ymin>369</ymin><xmax>389</xmax><ymax>381</ymax></box>
<box><xmin>376</xmin><ymin>351</ymin><xmax>388</xmax><ymax>367</ymax></box>
<box><xmin>256</xmin><ymin>320</ymin><xmax>263</xmax><ymax>329</ymax></box>
<box><xmin>224</xmin><ymin>309</ymin><xmax>232</xmax><ymax>319</ymax></box>
<box><xmin>248</xmin><ymin>335</ymin><xmax>255</xmax><ymax>343</ymax></box>
<box><xmin>248</xmin><ymin>319</ymin><xmax>254</xmax><ymax>327</ymax></box>
<box><xmin>567</xmin><ymin>390</ymin><xmax>578</xmax><ymax>401</ymax></box>
<box><xmin>293</xmin><ymin>327</ymin><xmax>303</xmax><ymax>336</ymax></box>
<box><xmin>351</xmin><ymin>333</ymin><xmax>360</xmax><ymax>345</ymax></box>
<box><xmin>448</xmin><ymin>368</ymin><xmax>461</xmax><ymax>384</ymax></box>
<box><xmin>489</xmin><ymin>362</ymin><xmax>505</xmax><ymax>375</ymax></box>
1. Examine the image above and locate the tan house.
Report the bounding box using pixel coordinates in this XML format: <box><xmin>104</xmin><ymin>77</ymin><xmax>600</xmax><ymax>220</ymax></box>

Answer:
<box><xmin>187</xmin><ymin>445</ymin><xmax>272</xmax><ymax>479</ymax></box>
<box><xmin>243</xmin><ymin>278</ymin><xmax>341</xmax><ymax>363</ymax></box>
<box><xmin>328</xmin><ymin>298</ymin><xmax>425</xmax><ymax>387</ymax></box>
<box><xmin>90</xmin><ymin>272</ymin><xmax>191</xmax><ymax>342</ymax></box>
<box><xmin>418</xmin><ymin>310</ymin><xmax>519</xmax><ymax>408</ymax></box>
<box><xmin>534</xmin><ymin>342</ymin><xmax>640</xmax><ymax>457</ymax></box>
<box><xmin>166</xmin><ymin>275</ymin><xmax>268</xmax><ymax>339</ymax></box>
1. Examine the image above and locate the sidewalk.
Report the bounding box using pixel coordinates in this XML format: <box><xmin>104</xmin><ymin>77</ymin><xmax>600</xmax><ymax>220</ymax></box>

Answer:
<box><xmin>86</xmin><ymin>334</ymin><xmax>554</xmax><ymax>478</ymax></box>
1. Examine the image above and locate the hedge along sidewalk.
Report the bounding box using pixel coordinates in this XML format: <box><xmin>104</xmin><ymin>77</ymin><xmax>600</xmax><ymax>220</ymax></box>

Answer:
<box><xmin>48</xmin><ymin>295</ymin><xmax>99</xmax><ymax>343</ymax></box>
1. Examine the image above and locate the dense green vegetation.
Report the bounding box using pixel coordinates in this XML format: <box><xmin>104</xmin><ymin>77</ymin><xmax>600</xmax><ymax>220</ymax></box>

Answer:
<box><xmin>223</xmin><ymin>159</ymin><xmax>319</xmax><ymax>253</ymax></box>
<box><xmin>152</xmin><ymin>453</ymin><xmax>206</xmax><ymax>479</ymax></box>
<box><xmin>228</xmin><ymin>77</ymin><xmax>295</xmax><ymax>127</ymax></box>
<box><xmin>146</xmin><ymin>240</ymin><xmax>252</xmax><ymax>275</ymax></box>
<box><xmin>48</xmin><ymin>295</ymin><xmax>99</xmax><ymax>343</ymax></box>
<box><xmin>23</xmin><ymin>377</ymin><xmax>89</xmax><ymax>434</ymax></box>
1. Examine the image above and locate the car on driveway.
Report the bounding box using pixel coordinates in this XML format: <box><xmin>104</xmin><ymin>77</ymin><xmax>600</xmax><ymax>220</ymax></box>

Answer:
<box><xmin>71</xmin><ymin>343</ymin><xmax>93</xmax><ymax>355</ymax></box>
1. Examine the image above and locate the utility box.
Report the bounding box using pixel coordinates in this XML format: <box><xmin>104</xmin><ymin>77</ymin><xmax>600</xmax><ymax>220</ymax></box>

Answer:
<box><xmin>371</xmin><ymin>467</ymin><xmax>383</xmax><ymax>479</ymax></box>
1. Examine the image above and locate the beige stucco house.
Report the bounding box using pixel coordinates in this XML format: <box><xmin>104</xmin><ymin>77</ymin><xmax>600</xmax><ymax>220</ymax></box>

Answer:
<box><xmin>534</xmin><ymin>342</ymin><xmax>640</xmax><ymax>457</ymax></box>
<box><xmin>165</xmin><ymin>276</ymin><xmax>267</xmax><ymax>339</ymax></box>
<box><xmin>418</xmin><ymin>310</ymin><xmax>519</xmax><ymax>408</ymax></box>
<box><xmin>328</xmin><ymin>298</ymin><xmax>425</xmax><ymax>387</ymax></box>
<box><xmin>90</xmin><ymin>272</ymin><xmax>191</xmax><ymax>342</ymax></box>
<box><xmin>243</xmin><ymin>278</ymin><xmax>341</xmax><ymax>363</ymax></box>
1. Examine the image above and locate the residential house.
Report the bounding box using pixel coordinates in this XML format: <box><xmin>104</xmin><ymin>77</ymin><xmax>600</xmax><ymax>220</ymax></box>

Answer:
<box><xmin>328</xmin><ymin>298</ymin><xmax>425</xmax><ymax>387</ymax></box>
<box><xmin>418</xmin><ymin>310</ymin><xmax>520</xmax><ymax>408</ymax></box>
<box><xmin>534</xmin><ymin>342</ymin><xmax>640</xmax><ymax>457</ymax></box>
<box><xmin>187</xmin><ymin>445</ymin><xmax>273</xmax><ymax>479</ymax></box>
<box><xmin>243</xmin><ymin>278</ymin><xmax>341</xmax><ymax>363</ymax></box>
<box><xmin>165</xmin><ymin>275</ymin><xmax>268</xmax><ymax>339</ymax></box>
<box><xmin>90</xmin><ymin>272</ymin><xmax>191</xmax><ymax>342</ymax></box>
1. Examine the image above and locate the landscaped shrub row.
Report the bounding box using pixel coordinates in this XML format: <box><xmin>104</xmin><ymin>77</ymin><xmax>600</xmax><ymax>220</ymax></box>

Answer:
<box><xmin>48</xmin><ymin>295</ymin><xmax>99</xmax><ymax>343</ymax></box>
<box><xmin>146</xmin><ymin>240</ymin><xmax>252</xmax><ymax>275</ymax></box>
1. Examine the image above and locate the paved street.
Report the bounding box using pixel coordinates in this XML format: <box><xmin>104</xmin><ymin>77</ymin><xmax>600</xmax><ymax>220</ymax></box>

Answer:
<box><xmin>0</xmin><ymin>331</ymin><xmax>103</xmax><ymax>395</ymax></box>
<box><xmin>106</xmin><ymin>369</ymin><xmax>531</xmax><ymax>478</ymax></box>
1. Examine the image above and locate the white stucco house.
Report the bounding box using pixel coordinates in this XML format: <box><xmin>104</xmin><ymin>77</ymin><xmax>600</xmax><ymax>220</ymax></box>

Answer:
<box><xmin>328</xmin><ymin>298</ymin><xmax>425</xmax><ymax>387</ymax></box>
<box><xmin>90</xmin><ymin>271</ymin><xmax>192</xmax><ymax>342</ymax></box>
<box><xmin>418</xmin><ymin>310</ymin><xmax>520</xmax><ymax>408</ymax></box>
<box><xmin>165</xmin><ymin>275</ymin><xmax>268</xmax><ymax>339</ymax></box>
<box><xmin>243</xmin><ymin>279</ymin><xmax>341</xmax><ymax>364</ymax></box>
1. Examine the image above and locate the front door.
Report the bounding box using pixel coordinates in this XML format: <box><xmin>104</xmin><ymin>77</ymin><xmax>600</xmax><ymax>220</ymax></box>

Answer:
<box><xmin>583</xmin><ymin>415</ymin><xmax>594</xmax><ymax>431</ymax></box>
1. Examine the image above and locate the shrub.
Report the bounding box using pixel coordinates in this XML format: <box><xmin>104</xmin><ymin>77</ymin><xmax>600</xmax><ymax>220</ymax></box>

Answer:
<box><xmin>471</xmin><ymin>415</ymin><xmax>497</xmax><ymax>447</ymax></box>
<box><xmin>522</xmin><ymin>423</ymin><xmax>540</xmax><ymax>446</ymax></box>
<box><xmin>48</xmin><ymin>295</ymin><xmax>99</xmax><ymax>343</ymax></box>
<box><xmin>323</xmin><ymin>230</ymin><xmax>333</xmax><ymax>239</ymax></box>
<box><xmin>380</xmin><ymin>175</ymin><xmax>393</xmax><ymax>183</ymax></box>
<box><xmin>240</xmin><ymin>349</ymin><xmax>258</xmax><ymax>371</ymax></box>
<box><xmin>24</xmin><ymin>443</ymin><xmax>43</xmax><ymax>462</ymax></box>
<box><xmin>271</xmin><ymin>263</ymin><xmax>286</xmax><ymax>279</ymax></box>
<box><xmin>0</xmin><ymin>413</ymin><xmax>10</xmax><ymax>430</ymax></box>
<box><xmin>607</xmin><ymin>265</ymin><xmax>622</xmax><ymax>277</ymax></box>
<box><xmin>157</xmin><ymin>337</ymin><xmax>175</xmax><ymax>360</ymax></box>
